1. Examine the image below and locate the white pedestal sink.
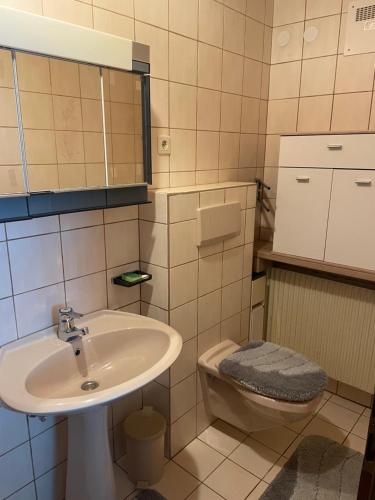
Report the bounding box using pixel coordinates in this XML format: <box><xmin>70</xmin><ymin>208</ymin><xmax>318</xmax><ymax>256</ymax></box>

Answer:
<box><xmin>0</xmin><ymin>310</ymin><xmax>182</xmax><ymax>500</ymax></box>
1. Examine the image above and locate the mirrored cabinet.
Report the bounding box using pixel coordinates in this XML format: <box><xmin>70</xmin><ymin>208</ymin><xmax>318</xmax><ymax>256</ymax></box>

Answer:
<box><xmin>0</xmin><ymin>5</ymin><xmax>151</xmax><ymax>221</ymax></box>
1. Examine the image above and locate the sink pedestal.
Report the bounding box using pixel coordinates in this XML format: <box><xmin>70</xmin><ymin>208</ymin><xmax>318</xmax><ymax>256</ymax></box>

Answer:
<box><xmin>66</xmin><ymin>406</ymin><xmax>116</xmax><ymax>500</ymax></box>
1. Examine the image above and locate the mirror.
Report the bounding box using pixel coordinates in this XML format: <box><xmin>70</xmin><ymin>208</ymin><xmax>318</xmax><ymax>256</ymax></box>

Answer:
<box><xmin>103</xmin><ymin>68</ymin><xmax>144</xmax><ymax>186</ymax></box>
<box><xmin>0</xmin><ymin>48</ymin><xmax>25</xmax><ymax>194</ymax></box>
<box><xmin>16</xmin><ymin>52</ymin><xmax>106</xmax><ymax>192</ymax></box>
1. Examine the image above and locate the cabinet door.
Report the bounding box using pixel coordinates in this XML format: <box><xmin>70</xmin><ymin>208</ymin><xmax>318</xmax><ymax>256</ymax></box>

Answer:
<box><xmin>273</xmin><ymin>168</ymin><xmax>333</xmax><ymax>260</ymax></box>
<box><xmin>325</xmin><ymin>170</ymin><xmax>375</xmax><ymax>271</ymax></box>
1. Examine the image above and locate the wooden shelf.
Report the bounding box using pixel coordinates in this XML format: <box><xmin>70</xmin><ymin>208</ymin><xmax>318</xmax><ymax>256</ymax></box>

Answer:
<box><xmin>254</xmin><ymin>241</ymin><xmax>375</xmax><ymax>284</ymax></box>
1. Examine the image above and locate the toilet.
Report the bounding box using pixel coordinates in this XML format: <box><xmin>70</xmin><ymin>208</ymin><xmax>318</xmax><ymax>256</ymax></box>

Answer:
<box><xmin>198</xmin><ymin>340</ymin><xmax>324</xmax><ymax>434</ymax></box>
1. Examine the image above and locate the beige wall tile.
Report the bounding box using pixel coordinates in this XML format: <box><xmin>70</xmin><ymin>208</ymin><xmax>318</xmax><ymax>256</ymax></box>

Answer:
<box><xmin>170</xmin><ymin>220</ymin><xmax>198</xmax><ymax>267</ymax></box>
<box><xmin>239</xmin><ymin>134</ymin><xmax>258</xmax><ymax>168</ymax></box>
<box><xmin>93</xmin><ymin>7</ymin><xmax>134</xmax><ymax>38</ymax></box>
<box><xmin>267</xmin><ymin>98</ymin><xmax>298</xmax><ymax>134</ymax></box>
<box><xmin>303</xmin><ymin>16</ymin><xmax>340</xmax><ymax>59</ymax></box>
<box><xmin>135</xmin><ymin>21</ymin><xmax>169</xmax><ymax>80</ymax></box>
<box><xmin>243</xmin><ymin>59</ymin><xmax>262</xmax><ymax>98</ymax></box>
<box><xmin>297</xmin><ymin>95</ymin><xmax>333</xmax><ymax>133</ymax></box>
<box><xmin>335</xmin><ymin>54</ymin><xmax>375</xmax><ymax>94</ymax></box>
<box><xmin>24</xmin><ymin>130</ymin><xmax>57</xmax><ymax>164</ymax></box>
<box><xmin>224</xmin><ymin>0</ymin><xmax>246</xmax><ymax>13</ymax></box>
<box><xmin>261</xmin><ymin>63</ymin><xmax>270</xmax><ymax>99</ymax></box>
<box><xmin>0</xmin><ymin>165</ymin><xmax>24</xmax><ymax>193</ymax></box>
<box><xmin>170</xmin><ymin>171</ymin><xmax>196</xmax><ymax>187</ymax></box>
<box><xmin>169</xmin><ymin>33</ymin><xmax>197</xmax><ymax>85</ymax></box>
<box><xmin>170</xmin><ymin>129</ymin><xmax>197</xmax><ymax>172</ymax></box>
<box><xmin>55</xmin><ymin>131</ymin><xmax>84</xmax><ymax>164</ymax></box>
<box><xmin>241</xmin><ymin>97</ymin><xmax>260</xmax><ymax>134</ymax></box>
<box><xmin>150</xmin><ymin>78</ymin><xmax>169</xmax><ymax>127</ymax></box>
<box><xmin>169</xmin><ymin>192</ymin><xmax>199</xmax><ymax>223</ymax></box>
<box><xmin>196</xmin><ymin>170</ymin><xmax>219</xmax><ymax>184</ymax></box>
<box><xmin>93</xmin><ymin>0</ymin><xmax>134</xmax><ymax>17</ymax></box>
<box><xmin>269</xmin><ymin>61</ymin><xmax>301</xmax><ymax>99</ymax></box>
<box><xmin>198</xmin><ymin>289</ymin><xmax>221</xmax><ymax>333</ymax></box>
<box><xmin>199</xmin><ymin>0</ymin><xmax>224</xmax><ymax>48</ymax></box>
<box><xmin>139</xmin><ymin>220</ymin><xmax>168</xmax><ymax>268</ymax></box>
<box><xmin>79</xmin><ymin>65</ymin><xmax>101</xmax><ymax>100</ymax></box>
<box><xmin>198</xmin><ymin>43</ymin><xmax>223</xmax><ymax>91</ymax></box>
<box><xmin>43</xmin><ymin>0</ymin><xmax>93</xmax><ymax>28</ymax></box>
<box><xmin>134</xmin><ymin>0</ymin><xmax>168</xmax><ymax>29</ymax></box>
<box><xmin>219</xmin><ymin>132</ymin><xmax>240</xmax><ymax>169</ymax></box>
<box><xmin>246</xmin><ymin>0</ymin><xmax>265</xmax><ymax>23</ymax></box>
<box><xmin>265</xmin><ymin>134</ymin><xmax>280</xmax><ymax>167</ymax></box>
<box><xmin>197</xmin><ymin>88</ymin><xmax>221</xmax><ymax>131</ymax></box>
<box><xmin>222</xmin><ymin>52</ymin><xmax>244</xmax><ymax>95</ymax></box>
<box><xmin>0</xmin><ymin>129</ymin><xmax>20</xmax><ymax>167</ymax></box>
<box><xmin>220</xmin><ymin>93</ymin><xmax>242</xmax><ymax>132</ymax></box>
<box><xmin>0</xmin><ymin>49</ymin><xmax>14</xmax><ymax>88</ymax></box>
<box><xmin>16</xmin><ymin>53</ymin><xmax>51</xmax><ymax>93</ymax></box>
<box><xmin>20</xmin><ymin>92</ymin><xmax>53</xmax><ymax>130</ymax></box>
<box><xmin>169</xmin><ymin>0</ymin><xmax>198</xmax><ymax>39</ymax></box>
<box><xmin>245</xmin><ymin>17</ymin><xmax>264</xmax><ymax>61</ymax></box>
<box><xmin>223</xmin><ymin>7</ymin><xmax>245</xmax><ymax>55</ymax></box>
<box><xmin>300</xmin><ymin>56</ymin><xmax>337</xmax><ymax>96</ymax></box>
<box><xmin>58</xmin><ymin>163</ymin><xmax>86</xmax><ymax>189</ymax></box>
<box><xmin>50</xmin><ymin>59</ymin><xmax>80</xmax><ymax>97</ymax></box>
<box><xmin>28</xmin><ymin>164</ymin><xmax>59</xmax><ymax>192</ymax></box>
<box><xmin>273</xmin><ymin>0</ymin><xmax>305</xmax><ymax>26</ymax></box>
<box><xmin>170</xmin><ymin>83</ymin><xmax>197</xmax><ymax>130</ymax></box>
<box><xmin>271</xmin><ymin>23</ymin><xmax>304</xmax><ymax>64</ymax></box>
<box><xmin>331</xmin><ymin>92</ymin><xmax>372</xmax><ymax>132</ymax></box>
<box><xmin>263</xmin><ymin>25</ymin><xmax>273</xmax><ymax>63</ymax></box>
<box><xmin>198</xmin><ymin>253</ymin><xmax>222</xmax><ymax>296</ymax></box>
<box><xmin>53</xmin><ymin>96</ymin><xmax>83</xmax><ymax>131</ymax></box>
<box><xmin>0</xmin><ymin>88</ymin><xmax>17</xmax><ymax>127</ymax></box>
<box><xmin>197</xmin><ymin>131</ymin><xmax>220</xmax><ymax>170</ymax></box>
<box><xmin>170</xmin><ymin>261</ymin><xmax>198</xmax><ymax>308</ymax></box>
<box><xmin>306</xmin><ymin>0</ymin><xmax>342</xmax><ymax>19</ymax></box>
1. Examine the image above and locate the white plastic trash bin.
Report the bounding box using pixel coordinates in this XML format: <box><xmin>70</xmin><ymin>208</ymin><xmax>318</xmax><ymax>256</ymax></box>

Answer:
<box><xmin>124</xmin><ymin>407</ymin><xmax>166</xmax><ymax>486</ymax></box>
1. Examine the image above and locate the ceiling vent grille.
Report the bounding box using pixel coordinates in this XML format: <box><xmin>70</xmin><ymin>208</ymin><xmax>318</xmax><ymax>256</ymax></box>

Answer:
<box><xmin>345</xmin><ymin>1</ymin><xmax>375</xmax><ymax>55</ymax></box>
<box><xmin>356</xmin><ymin>4</ymin><xmax>375</xmax><ymax>21</ymax></box>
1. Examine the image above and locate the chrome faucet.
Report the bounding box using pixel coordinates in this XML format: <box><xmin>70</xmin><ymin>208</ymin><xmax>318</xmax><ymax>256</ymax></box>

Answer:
<box><xmin>57</xmin><ymin>307</ymin><xmax>89</xmax><ymax>342</ymax></box>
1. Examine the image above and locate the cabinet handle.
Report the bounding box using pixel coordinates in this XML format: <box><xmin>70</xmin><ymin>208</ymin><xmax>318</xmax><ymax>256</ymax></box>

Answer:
<box><xmin>327</xmin><ymin>144</ymin><xmax>343</xmax><ymax>150</ymax></box>
<box><xmin>355</xmin><ymin>179</ymin><xmax>372</xmax><ymax>186</ymax></box>
<box><xmin>296</xmin><ymin>176</ymin><xmax>310</xmax><ymax>182</ymax></box>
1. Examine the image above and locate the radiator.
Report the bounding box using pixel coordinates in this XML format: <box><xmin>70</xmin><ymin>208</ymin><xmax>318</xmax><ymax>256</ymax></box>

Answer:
<box><xmin>267</xmin><ymin>267</ymin><xmax>375</xmax><ymax>393</ymax></box>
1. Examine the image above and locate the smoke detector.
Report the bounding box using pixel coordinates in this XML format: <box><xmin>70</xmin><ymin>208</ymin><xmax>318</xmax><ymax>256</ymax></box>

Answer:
<box><xmin>345</xmin><ymin>1</ymin><xmax>375</xmax><ymax>55</ymax></box>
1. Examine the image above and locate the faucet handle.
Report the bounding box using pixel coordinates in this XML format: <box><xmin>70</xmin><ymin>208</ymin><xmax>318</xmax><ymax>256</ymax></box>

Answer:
<box><xmin>59</xmin><ymin>307</ymin><xmax>83</xmax><ymax>319</ymax></box>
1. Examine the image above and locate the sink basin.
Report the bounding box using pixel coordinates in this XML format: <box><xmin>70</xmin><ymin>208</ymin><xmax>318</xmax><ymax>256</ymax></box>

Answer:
<box><xmin>0</xmin><ymin>309</ymin><xmax>182</xmax><ymax>500</ymax></box>
<box><xmin>0</xmin><ymin>309</ymin><xmax>182</xmax><ymax>415</ymax></box>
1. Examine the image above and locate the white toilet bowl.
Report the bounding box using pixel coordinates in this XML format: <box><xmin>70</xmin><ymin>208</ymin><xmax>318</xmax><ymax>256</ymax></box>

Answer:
<box><xmin>198</xmin><ymin>340</ymin><xmax>323</xmax><ymax>434</ymax></box>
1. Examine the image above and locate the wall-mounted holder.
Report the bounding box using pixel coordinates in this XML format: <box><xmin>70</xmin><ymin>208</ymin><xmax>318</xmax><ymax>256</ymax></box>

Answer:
<box><xmin>112</xmin><ymin>270</ymin><xmax>152</xmax><ymax>288</ymax></box>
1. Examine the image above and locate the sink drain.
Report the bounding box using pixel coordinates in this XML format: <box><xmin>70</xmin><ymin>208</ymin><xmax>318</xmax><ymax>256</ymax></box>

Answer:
<box><xmin>81</xmin><ymin>380</ymin><xmax>99</xmax><ymax>391</ymax></box>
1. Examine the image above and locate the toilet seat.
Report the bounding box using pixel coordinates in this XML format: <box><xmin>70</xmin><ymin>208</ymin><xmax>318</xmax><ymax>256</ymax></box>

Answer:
<box><xmin>198</xmin><ymin>340</ymin><xmax>322</xmax><ymax>417</ymax></box>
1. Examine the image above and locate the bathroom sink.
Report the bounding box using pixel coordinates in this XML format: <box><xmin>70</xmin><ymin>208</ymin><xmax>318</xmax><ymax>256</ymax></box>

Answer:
<box><xmin>0</xmin><ymin>310</ymin><xmax>182</xmax><ymax>500</ymax></box>
<box><xmin>0</xmin><ymin>309</ymin><xmax>182</xmax><ymax>415</ymax></box>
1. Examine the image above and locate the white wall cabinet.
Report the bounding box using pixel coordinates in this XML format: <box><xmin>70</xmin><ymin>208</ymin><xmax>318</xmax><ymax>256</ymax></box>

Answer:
<box><xmin>274</xmin><ymin>134</ymin><xmax>375</xmax><ymax>273</ymax></box>
<box><xmin>325</xmin><ymin>170</ymin><xmax>375</xmax><ymax>271</ymax></box>
<box><xmin>273</xmin><ymin>168</ymin><xmax>333</xmax><ymax>260</ymax></box>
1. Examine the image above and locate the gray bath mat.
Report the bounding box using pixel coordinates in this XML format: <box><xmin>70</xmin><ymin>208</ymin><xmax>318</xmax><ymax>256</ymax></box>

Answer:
<box><xmin>135</xmin><ymin>490</ymin><xmax>166</xmax><ymax>500</ymax></box>
<box><xmin>219</xmin><ymin>341</ymin><xmax>327</xmax><ymax>402</ymax></box>
<box><xmin>260</xmin><ymin>435</ymin><xmax>363</xmax><ymax>500</ymax></box>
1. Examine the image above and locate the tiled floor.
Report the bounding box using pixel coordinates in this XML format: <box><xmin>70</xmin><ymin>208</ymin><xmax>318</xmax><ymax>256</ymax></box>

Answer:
<box><xmin>114</xmin><ymin>391</ymin><xmax>370</xmax><ymax>500</ymax></box>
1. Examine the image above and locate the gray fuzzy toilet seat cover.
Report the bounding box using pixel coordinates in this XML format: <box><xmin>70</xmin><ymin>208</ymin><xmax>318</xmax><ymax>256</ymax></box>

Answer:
<box><xmin>219</xmin><ymin>341</ymin><xmax>328</xmax><ymax>402</ymax></box>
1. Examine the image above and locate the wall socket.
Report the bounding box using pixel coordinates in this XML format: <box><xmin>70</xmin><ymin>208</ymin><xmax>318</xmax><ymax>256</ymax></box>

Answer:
<box><xmin>158</xmin><ymin>135</ymin><xmax>171</xmax><ymax>155</ymax></box>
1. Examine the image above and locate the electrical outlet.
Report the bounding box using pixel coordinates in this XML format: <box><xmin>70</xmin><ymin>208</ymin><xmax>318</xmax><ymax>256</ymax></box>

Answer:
<box><xmin>158</xmin><ymin>135</ymin><xmax>171</xmax><ymax>155</ymax></box>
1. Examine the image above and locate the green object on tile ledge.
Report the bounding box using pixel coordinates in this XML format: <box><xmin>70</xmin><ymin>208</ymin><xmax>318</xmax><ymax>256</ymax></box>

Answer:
<box><xmin>112</xmin><ymin>270</ymin><xmax>152</xmax><ymax>287</ymax></box>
